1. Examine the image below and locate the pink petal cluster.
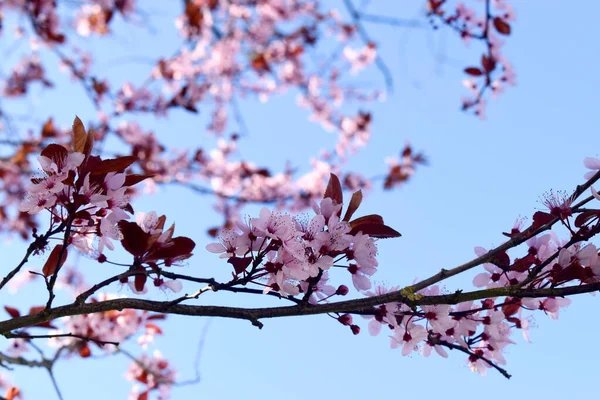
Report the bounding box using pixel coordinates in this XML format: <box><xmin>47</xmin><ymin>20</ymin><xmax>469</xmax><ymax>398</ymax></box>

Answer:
<box><xmin>207</xmin><ymin>195</ymin><xmax>384</xmax><ymax>300</ymax></box>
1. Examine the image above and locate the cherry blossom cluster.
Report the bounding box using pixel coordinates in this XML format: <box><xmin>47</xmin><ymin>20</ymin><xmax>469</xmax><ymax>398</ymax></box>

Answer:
<box><xmin>126</xmin><ymin>350</ymin><xmax>176</xmax><ymax>400</ymax></box>
<box><xmin>0</xmin><ymin>0</ymin><xmax>446</xmax><ymax>241</ymax></box>
<box><xmin>3</xmin><ymin>269</ymin><xmax>174</xmax><ymax>400</ymax></box>
<box><xmin>1</xmin><ymin>127</ymin><xmax>599</xmax><ymax>400</ymax></box>
<box><xmin>2</xmin><ymin>55</ymin><xmax>52</xmax><ymax>97</ymax></box>
<box><xmin>345</xmin><ymin>157</ymin><xmax>600</xmax><ymax>375</ymax></box>
<box><xmin>427</xmin><ymin>0</ymin><xmax>517</xmax><ymax>118</ymax></box>
<box><xmin>9</xmin><ymin>118</ymin><xmax>195</xmax><ymax>298</ymax></box>
<box><xmin>207</xmin><ymin>173</ymin><xmax>400</xmax><ymax>309</ymax></box>
<box><xmin>18</xmin><ymin>118</ymin><xmax>142</xmax><ymax>257</ymax></box>
<box><xmin>45</xmin><ymin>293</ymin><xmax>166</xmax><ymax>358</ymax></box>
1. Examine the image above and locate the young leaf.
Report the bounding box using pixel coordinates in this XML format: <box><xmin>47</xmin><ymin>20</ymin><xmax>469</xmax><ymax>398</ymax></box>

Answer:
<box><xmin>90</xmin><ymin>156</ymin><xmax>137</xmax><ymax>175</ymax></box>
<box><xmin>146</xmin><ymin>313</ymin><xmax>167</xmax><ymax>320</ymax></box>
<box><xmin>464</xmin><ymin>67</ymin><xmax>483</xmax><ymax>76</ymax></box>
<box><xmin>145</xmin><ymin>323</ymin><xmax>164</xmax><ymax>335</ymax></box>
<box><xmin>349</xmin><ymin>223</ymin><xmax>401</xmax><ymax>238</ymax></box>
<box><xmin>72</xmin><ymin>116</ymin><xmax>87</xmax><ymax>153</ymax></box>
<box><xmin>149</xmin><ymin>237</ymin><xmax>196</xmax><ymax>260</ymax></box>
<box><xmin>502</xmin><ymin>299</ymin><xmax>521</xmax><ymax>317</ymax></box>
<box><xmin>83</xmin><ymin>128</ymin><xmax>95</xmax><ymax>157</ymax></box>
<box><xmin>29</xmin><ymin>306</ymin><xmax>57</xmax><ymax>328</ymax></box>
<box><xmin>481</xmin><ymin>54</ymin><xmax>496</xmax><ymax>73</ymax></box>
<box><xmin>5</xmin><ymin>387</ymin><xmax>20</xmax><ymax>400</ymax></box>
<box><xmin>227</xmin><ymin>256</ymin><xmax>253</xmax><ymax>275</ymax></box>
<box><xmin>575</xmin><ymin>211</ymin><xmax>600</xmax><ymax>228</ymax></box>
<box><xmin>134</xmin><ymin>272</ymin><xmax>147</xmax><ymax>292</ymax></box>
<box><xmin>532</xmin><ymin>211</ymin><xmax>554</xmax><ymax>230</ymax></box>
<box><xmin>349</xmin><ymin>214</ymin><xmax>384</xmax><ymax>229</ymax></box>
<box><xmin>124</xmin><ymin>174</ymin><xmax>155</xmax><ymax>187</ymax></box>
<box><xmin>118</xmin><ymin>221</ymin><xmax>150</xmax><ymax>257</ymax></box>
<box><xmin>493</xmin><ymin>17</ymin><xmax>511</xmax><ymax>35</ymax></box>
<box><xmin>490</xmin><ymin>251</ymin><xmax>510</xmax><ymax>270</ymax></box>
<box><xmin>78</xmin><ymin>344</ymin><xmax>91</xmax><ymax>358</ymax></box>
<box><xmin>40</xmin><ymin>143</ymin><xmax>69</xmax><ymax>164</ymax></box>
<box><xmin>41</xmin><ymin>118</ymin><xmax>58</xmax><ymax>138</ymax></box>
<box><xmin>324</xmin><ymin>173</ymin><xmax>343</xmax><ymax>205</ymax></box>
<box><xmin>42</xmin><ymin>244</ymin><xmax>68</xmax><ymax>277</ymax></box>
<box><xmin>343</xmin><ymin>190</ymin><xmax>363</xmax><ymax>221</ymax></box>
<box><xmin>4</xmin><ymin>306</ymin><xmax>20</xmax><ymax>318</ymax></box>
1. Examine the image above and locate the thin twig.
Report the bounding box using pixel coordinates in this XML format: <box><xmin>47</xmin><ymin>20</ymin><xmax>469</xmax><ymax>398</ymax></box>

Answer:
<box><xmin>343</xmin><ymin>0</ymin><xmax>394</xmax><ymax>92</ymax></box>
<box><xmin>5</xmin><ymin>332</ymin><xmax>120</xmax><ymax>348</ymax></box>
<box><xmin>431</xmin><ymin>336</ymin><xmax>511</xmax><ymax>379</ymax></box>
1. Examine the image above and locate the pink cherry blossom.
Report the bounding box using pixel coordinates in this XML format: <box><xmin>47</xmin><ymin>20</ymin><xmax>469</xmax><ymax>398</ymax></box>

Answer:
<box><xmin>391</xmin><ymin>323</ymin><xmax>428</xmax><ymax>356</ymax></box>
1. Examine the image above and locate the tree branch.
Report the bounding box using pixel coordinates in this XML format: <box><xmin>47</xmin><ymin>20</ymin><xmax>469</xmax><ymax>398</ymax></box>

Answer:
<box><xmin>1</xmin><ymin>282</ymin><xmax>599</xmax><ymax>334</ymax></box>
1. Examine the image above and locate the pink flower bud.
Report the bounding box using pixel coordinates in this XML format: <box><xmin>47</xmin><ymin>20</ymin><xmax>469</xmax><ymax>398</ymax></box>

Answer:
<box><xmin>338</xmin><ymin>313</ymin><xmax>353</xmax><ymax>326</ymax></box>
<box><xmin>336</xmin><ymin>285</ymin><xmax>349</xmax><ymax>295</ymax></box>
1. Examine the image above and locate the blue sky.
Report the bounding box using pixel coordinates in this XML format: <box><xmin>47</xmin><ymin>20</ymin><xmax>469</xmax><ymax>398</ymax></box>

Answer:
<box><xmin>1</xmin><ymin>1</ymin><xmax>599</xmax><ymax>399</ymax></box>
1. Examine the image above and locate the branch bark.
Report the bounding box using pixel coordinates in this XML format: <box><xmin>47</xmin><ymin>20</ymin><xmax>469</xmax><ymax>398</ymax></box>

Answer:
<box><xmin>1</xmin><ymin>282</ymin><xmax>599</xmax><ymax>334</ymax></box>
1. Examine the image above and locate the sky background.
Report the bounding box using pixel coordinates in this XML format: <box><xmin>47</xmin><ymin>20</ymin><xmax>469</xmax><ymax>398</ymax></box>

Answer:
<box><xmin>1</xmin><ymin>1</ymin><xmax>599</xmax><ymax>399</ymax></box>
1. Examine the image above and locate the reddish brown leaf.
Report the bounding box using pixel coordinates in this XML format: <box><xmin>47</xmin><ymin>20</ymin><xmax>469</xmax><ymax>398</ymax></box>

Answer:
<box><xmin>464</xmin><ymin>67</ymin><xmax>483</xmax><ymax>76</ymax></box>
<box><xmin>502</xmin><ymin>299</ymin><xmax>521</xmax><ymax>317</ymax></box>
<box><xmin>490</xmin><ymin>251</ymin><xmax>510</xmax><ymax>269</ymax></box>
<box><xmin>510</xmin><ymin>254</ymin><xmax>536</xmax><ymax>273</ymax></box>
<box><xmin>532</xmin><ymin>211</ymin><xmax>555</xmax><ymax>230</ymax></box>
<box><xmin>72</xmin><ymin>116</ymin><xmax>87</xmax><ymax>153</ymax></box>
<box><xmin>29</xmin><ymin>306</ymin><xmax>45</xmax><ymax>314</ymax></box>
<box><xmin>155</xmin><ymin>215</ymin><xmax>167</xmax><ymax>231</ymax></box>
<box><xmin>146</xmin><ymin>232</ymin><xmax>163</xmax><ymax>254</ymax></box>
<box><xmin>343</xmin><ymin>190</ymin><xmax>363</xmax><ymax>222</ymax></box>
<box><xmin>145</xmin><ymin>323</ymin><xmax>163</xmax><ymax>334</ymax></box>
<box><xmin>481</xmin><ymin>54</ymin><xmax>496</xmax><ymax>73</ymax></box>
<box><xmin>124</xmin><ymin>174</ymin><xmax>154</xmax><ymax>187</ymax></box>
<box><xmin>147</xmin><ymin>313</ymin><xmax>167</xmax><ymax>320</ymax></box>
<box><xmin>227</xmin><ymin>256</ymin><xmax>253</xmax><ymax>275</ymax></box>
<box><xmin>4</xmin><ymin>306</ymin><xmax>20</xmax><ymax>318</ymax></box>
<box><xmin>349</xmin><ymin>223</ymin><xmax>401</xmax><ymax>238</ymax></box>
<box><xmin>138</xmin><ymin>392</ymin><xmax>149</xmax><ymax>400</ymax></box>
<box><xmin>118</xmin><ymin>221</ymin><xmax>150</xmax><ymax>257</ymax></box>
<box><xmin>493</xmin><ymin>17</ymin><xmax>511</xmax><ymax>35</ymax></box>
<box><xmin>5</xmin><ymin>387</ymin><xmax>21</xmax><ymax>400</ymax></box>
<box><xmin>207</xmin><ymin>227</ymin><xmax>219</xmax><ymax>238</ymax></box>
<box><xmin>92</xmin><ymin>78</ymin><xmax>109</xmax><ymax>96</ymax></box>
<box><xmin>90</xmin><ymin>156</ymin><xmax>137</xmax><ymax>175</ymax></box>
<box><xmin>29</xmin><ymin>306</ymin><xmax>57</xmax><ymax>328</ymax></box>
<box><xmin>251</xmin><ymin>53</ymin><xmax>271</xmax><ymax>72</ymax></box>
<box><xmin>40</xmin><ymin>143</ymin><xmax>68</xmax><ymax>164</ymax></box>
<box><xmin>553</xmin><ymin>263</ymin><xmax>587</xmax><ymax>284</ymax></box>
<box><xmin>183</xmin><ymin>103</ymin><xmax>199</xmax><ymax>113</ymax></box>
<box><xmin>575</xmin><ymin>211</ymin><xmax>600</xmax><ymax>228</ymax></box>
<box><xmin>83</xmin><ymin>128</ymin><xmax>95</xmax><ymax>157</ymax></box>
<box><xmin>349</xmin><ymin>214</ymin><xmax>384</xmax><ymax>229</ymax></box>
<box><xmin>73</xmin><ymin>210</ymin><xmax>92</xmax><ymax>222</ymax></box>
<box><xmin>149</xmin><ymin>237</ymin><xmax>196</xmax><ymax>260</ymax></box>
<box><xmin>324</xmin><ymin>173</ymin><xmax>343</xmax><ymax>205</ymax></box>
<box><xmin>42</xmin><ymin>244</ymin><xmax>68</xmax><ymax>277</ymax></box>
<box><xmin>78</xmin><ymin>343</ymin><xmax>91</xmax><ymax>358</ymax></box>
<box><xmin>185</xmin><ymin>1</ymin><xmax>203</xmax><ymax>28</ymax></box>
<box><xmin>134</xmin><ymin>272</ymin><xmax>147</xmax><ymax>292</ymax></box>
<box><xmin>41</xmin><ymin>118</ymin><xmax>58</xmax><ymax>138</ymax></box>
